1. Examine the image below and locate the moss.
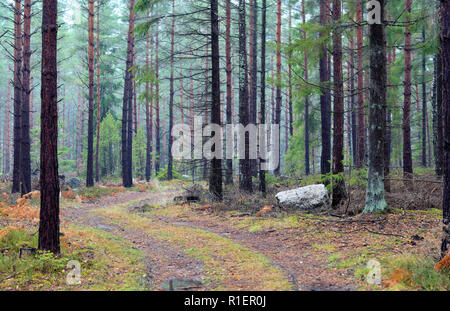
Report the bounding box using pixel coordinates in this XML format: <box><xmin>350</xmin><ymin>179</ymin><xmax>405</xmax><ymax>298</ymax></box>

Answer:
<box><xmin>363</xmin><ymin>171</ymin><xmax>388</xmax><ymax>214</ymax></box>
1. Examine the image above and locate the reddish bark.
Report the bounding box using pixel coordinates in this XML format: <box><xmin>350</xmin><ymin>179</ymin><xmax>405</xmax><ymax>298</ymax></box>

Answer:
<box><xmin>39</xmin><ymin>0</ymin><xmax>60</xmax><ymax>254</ymax></box>
<box><xmin>95</xmin><ymin>0</ymin><xmax>101</xmax><ymax>182</ymax></box>
<box><xmin>4</xmin><ymin>81</ymin><xmax>11</xmax><ymax>175</ymax></box>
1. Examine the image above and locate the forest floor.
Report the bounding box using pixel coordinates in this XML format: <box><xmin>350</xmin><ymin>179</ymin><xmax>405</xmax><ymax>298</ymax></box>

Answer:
<box><xmin>0</xmin><ymin>174</ymin><xmax>449</xmax><ymax>291</ymax></box>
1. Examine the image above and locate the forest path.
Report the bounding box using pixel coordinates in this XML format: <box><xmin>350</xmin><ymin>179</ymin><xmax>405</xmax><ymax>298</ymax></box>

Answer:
<box><xmin>62</xmin><ymin>188</ymin><xmax>295</xmax><ymax>291</ymax></box>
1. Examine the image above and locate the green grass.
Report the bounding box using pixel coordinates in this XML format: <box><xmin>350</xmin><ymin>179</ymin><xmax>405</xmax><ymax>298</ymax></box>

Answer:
<box><xmin>0</xmin><ymin>229</ymin><xmax>73</xmax><ymax>289</ymax></box>
<box><xmin>76</xmin><ymin>186</ymin><xmax>123</xmax><ymax>200</ymax></box>
<box><xmin>0</xmin><ymin>226</ymin><xmax>148</xmax><ymax>291</ymax></box>
<box><xmin>383</xmin><ymin>254</ymin><xmax>450</xmax><ymax>291</ymax></box>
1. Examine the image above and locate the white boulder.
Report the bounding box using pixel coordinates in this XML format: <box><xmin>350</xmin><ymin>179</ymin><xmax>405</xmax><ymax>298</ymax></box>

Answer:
<box><xmin>276</xmin><ymin>184</ymin><xmax>330</xmax><ymax>209</ymax></box>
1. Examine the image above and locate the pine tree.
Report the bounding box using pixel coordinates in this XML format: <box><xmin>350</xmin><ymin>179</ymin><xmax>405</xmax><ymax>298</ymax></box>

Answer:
<box><xmin>86</xmin><ymin>0</ymin><xmax>95</xmax><ymax>187</ymax></box>
<box><xmin>320</xmin><ymin>0</ymin><xmax>331</xmax><ymax>175</ymax></box>
<box><xmin>356</xmin><ymin>0</ymin><xmax>366</xmax><ymax>168</ymax></box>
<box><xmin>122</xmin><ymin>0</ymin><xmax>135</xmax><ymax>188</ymax></box>
<box><xmin>95</xmin><ymin>0</ymin><xmax>102</xmax><ymax>182</ymax></box>
<box><xmin>12</xmin><ymin>0</ymin><xmax>22</xmax><ymax>194</ymax></box>
<box><xmin>225</xmin><ymin>0</ymin><xmax>233</xmax><ymax>185</ymax></box>
<box><xmin>39</xmin><ymin>0</ymin><xmax>60</xmax><ymax>254</ymax></box>
<box><xmin>402</xmin><ymin>0</ymin><xmax>413</xmax><ymax>189</ymax></box>
<box><xmin>274</xmin><ymin>0</ymin><xmax>282</xmax><ymax>176</ymax></box>
<box><xmin>332</xmin><ymin>0</ymin><xmax>346</xmax><ymax>206</ymax></box>
<box><xmin>440</xmin><ymin>0</ymin><xmax>450</xmax><ymax>258</ymax></box>
<box><xmin>259</xmin><ymin>0</ymin><xmax>267</xmax><ymax>195</ymax></box>
<box><xmin>364</xmin><ymin>0</ymin><xmax>388</xmax><ymax>213</ymax></box>
<box><xmin>208</xmin><ymin>0</ymin><xmax>223</xmax><ymax>201</ymax></box>
<box><xmin>238</xmin><ymin>0</ymin><xmax>252</xmax><ymax>193</ymax></box>
<box><xmin>20</xmin><ymin>0</ymin><xmax>32</xmax><ymax>195</ymax></box>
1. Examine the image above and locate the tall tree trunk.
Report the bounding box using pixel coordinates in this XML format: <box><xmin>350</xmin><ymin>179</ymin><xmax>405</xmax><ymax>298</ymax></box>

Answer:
<box><xmin>121</xmin><ymin>0</ymin><xmax>135</xmax><ymax>188</ymax></box>
<box><xmin>433</xmin><ymin>52</ymin><xmax>444</xmax><ymax>176</ymax></box>
<box><xmin>86</xmin><ymin>0</ymin><xmax>95</xmax><ymax>187</ymax></box>
<box><xmin>259</xmin><ymin>0</ymin><xmax>267</xmax><ymax>195</ymax></box>
<box><xmin>155</xmin><ymin>22</ymin><xmax>160</xmax><ymax>174</ymax></box>
<box><xmin>403</xmin><ymin>0</ymin><xmax>413</xmax><ymax>188</ymax></box>
<box><xmin>288</xmin><ymin>6</ymin><xmax>293</xmax><ymax>139</ymax></box>
<box><xmin>61</xmin><ymin>88</ymin><xmax>65</xmax><ymax>151</ymax></box>
<box><xmin>150</xmin><ymin>33</ymin><xmax>154</xmax><ymax>175</ymax></box>
<box><xmin>426</xmin><ymin>106</ymin><xmax>432</xmax><ymax>166</ymax></box>
<box><xmin>133</xmin><ymin>80</ymin><xmax>137</xmax><ymax>134</ymax></box>
<box><xmin>349</xmin><ymin>29</ymin><xmax>357</xmax><ymax>166</ymax></box>
<box><xmin>127</xmin><ymin>30</ymin><xmax>135</xmax><ymax>185</ymax></box>
<box><xmin>12</xmin><ymin>0</ymin><xmax>22</xmax><ymax>194</ymax></box>
<box><xmin>421</xmin><ymin>27</ymin><xmax>427</xmax><ymax>167</ymax></box>
<box><xmin>249</xmin><ymin>0</ymin><xmax>257</xmax><ymax>128</ymax></box>
<box><xmin>432</xmin><ymin>0</ymin><xmax>443</xmax><ymax>176</ymax></box>
<box><xmin>332</xmin><ymin>0</ymin><xmax>346</xmax><ymax>206</ymax></box>
<box><xmin>189</xmin><ymin>71</ymin><xmax>195</xmax><ymax>179</ymax></box>
<box><xmin>76</xmin><ymin>90</ymin><xmax>81</xmax><ymax>173</ymax></box>
<box><xmin>364</xmin><ymin>0</ymin><xmax>387</xmax><ymax>213</ymax></box>
<box><xmin>356</xmin><ymin>0</ymin><xmax>366</xmax><ymax>168</ymax></box>
<box><xmin>145</xmin><ymin>11</ymin><xmax>152</xmax><ymax>182</ymax></box>
<box><xmin>162</xmin><ymin>99</ymin><xmax>166</xmax><ymax>169</ymax></box>
<box><xmin>249</xmin><ymin>0</ymin><xmax>258</xmax><ymax>177</ymax></box>
<box><xmin>320</xmin><ymin>0</ymin><xmax>331</xmax><ymax>175</ymax></box>
<box><xmin>20</xmin><ymin>0</ymin><xmax>32</xmax><ymax>195</ymax></box>
<box><xmin>209</xmin><ymin>0</ymin><xmax>223</xmax><ymax>201</ymax></box>
<box><xmin>4</xmin><ymin>81</ymin><xmax>11</xmax><ymax>175</ymax></box>
<box><xmin>440</xmin><ymin>0</ymin><xmax>450</xmax><ymax>258</ymax></box>
<box><xmin>167</xmin><ymin>0</ymin><xmax>175</xmax><ymax>180</ymax></box>
<box><xmin>95</xmin><ymin>0</ymin><xmax>101</xmax><ymax>182</ymax></box>
<box><xmin>39</xmin><ymin>0</ymin><xmax>60</xmax><ymax>254</ymax></box>
<box><xmin>274</xmin><ymin>0</ymin><xmax>282</xmax><ymax>176</ymax></box>
<box><xmin>225</xmin><ymin>0</ymin><xmax>233</xmax><ymax>185</ymax></box>
<box><xmin>30</xmin><ymin>75</ymin><xmax>33</xmax><ymax>132</ymax></box>
<box><xmin>302</xmin><ymin>0</ymin><xmax>310</xmax><ymax>175</ymax></box>
<box><xmin>384</xmin><ymin>35</ymin><xmax>392</xmax><ymax>192</ymax></box>
<box><xmin>238</xmin><ymin>0</ymin><xmax>252</xmax><ymax>192</ymax></box>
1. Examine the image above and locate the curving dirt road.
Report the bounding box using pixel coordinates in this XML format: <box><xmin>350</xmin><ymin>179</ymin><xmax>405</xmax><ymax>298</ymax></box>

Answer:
<box><xmin>62</xmin><ymin>189</ymin><xmax>359</xmax><ymax>291</ymax></box>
